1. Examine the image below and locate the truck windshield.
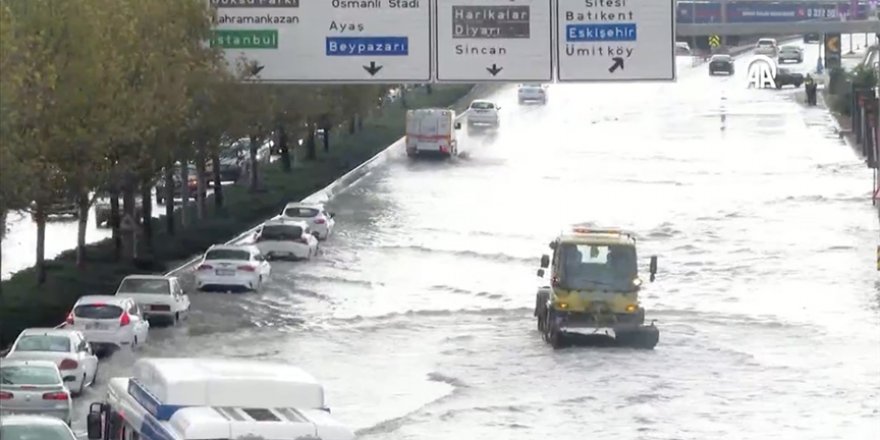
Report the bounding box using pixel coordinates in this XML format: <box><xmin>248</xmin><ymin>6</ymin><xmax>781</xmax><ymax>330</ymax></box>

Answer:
<box><xmin>559</xmin><ymin>243</ymin><xmax>638</xmax><ymax>291</ymax></box>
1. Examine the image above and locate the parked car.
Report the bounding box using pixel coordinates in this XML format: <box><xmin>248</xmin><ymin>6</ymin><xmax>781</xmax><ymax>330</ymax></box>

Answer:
<box><xmin>194</xmin><ymin>244</ymin><xmax>271</xmax><ymax>292</ymax></box>
<box><xmin>0</xmin><ymin>360</ymin><xmax>73</xmax><ymax>424</ymax></box>
<box><xmin>93</xmin><ymin>193</ymin><xmax>143</xmax><ymax>229</ymax></box>
<box><xmin>3</xmin><ymin>328</ymin><xmax>98</xmax><ymax>396</ymax></box>
<box><xmin>777</xmin><ymin>45</ymin><xmax>803</xmax><ymax>63</ymax></box>
<box><xmin>774</xmin><ymin>68</ymin><xmax>804</xmax><ymax>88</ymax></box>
<box><xmin>279</xmin><ymin>202</ymin><xmax>336</xmax><ymax>240</ymax></box>
<box><xmin>65</xmin><ymin>296</ymin><xmax>150</xmax><ymax>355</ymax></box>
<box><xmin>0</xmin><ymin>414</ymin><xmax>77</xmax><ymax>440</ymax></box>
<box><xmin>708</xmin><ymin>54</ymin><xmax>735</xmax><ymax>75</ymax></box>
<box><xmin>114</xmin><ymin>275</ymin><xmax>190</xmax><ymax>325</ymax></box>
<box><xmin>253</xmin><ymin>218</ymin><xmax>319</xmax><ymax>261</ymax></box>
<box><xmin>155</xmin><ymin>164</ymin><xmax>206</xmax><ymax>204</ymax></box>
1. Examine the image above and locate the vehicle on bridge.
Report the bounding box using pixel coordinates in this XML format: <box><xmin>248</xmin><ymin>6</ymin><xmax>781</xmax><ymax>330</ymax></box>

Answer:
<box><xmin>709</xmin><ymin>54</ymin><xmax>735</xmax><ymax>75</ymax></box>
<box><xmin>777</xmin><ymin>45</ymin><xmax>804</xmax><ymax>64</ymax></box>
<box><xmin>755</xmin><ymin>38</ymin><xmax>779</xmax><ymax>57</ymax></box>
<box><xmin>405</xmin><ymin>108</ymin><xmax>461</xmax><ymax>158</ymax></box>
<box><xmin>534</xmin><ymin>226</ymin><xmax>659</xmax><ymax>349</ymax></box>
<box><xmin>84</xmin><ymin>357</ymin><xmax>355</xmax><ymax>440</ymax></box>
<box><xmin>775</xmin><ymin>68</ymin><xmax>805</xmax><ymax>89</ymax></box>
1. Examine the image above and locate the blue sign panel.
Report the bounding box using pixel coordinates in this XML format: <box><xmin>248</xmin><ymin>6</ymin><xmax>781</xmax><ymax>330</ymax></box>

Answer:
<box><xmin>566</xmin><ymin>24</ymin><xmax>637</xmax><ymax>42</ymax></box>
<box><xmin>325</xmin><ymin>37</ymin><xmax>409</xmax><ymax>56</ymax></box>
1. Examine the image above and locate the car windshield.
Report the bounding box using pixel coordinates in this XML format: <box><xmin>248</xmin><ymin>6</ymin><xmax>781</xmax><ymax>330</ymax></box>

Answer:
<box><xmin>74</xmin><ymin>304</ymin><xmax>123</xmax><ymax>319</ymax></box>
<box><xmin>758</xmin><ymin>40</ymin><xmax>774</xmax><ymax>46</ymax></box>
<box><xmin>0</xmin><ymin>425</ymin><xmax>74</xmax><ymax>440</ymax></box>
<box><xmin>558</xmin><ymin>243</ymin><xmax>638</xmax><ymax>291</ymax></box>
<box><xmin>117</xmin><ymin>278</ymin><xmax>170</xmax><ymax>295</ymax></box>
<box><xmin>711</xmin><ymin>55</ymin><xmax>730</xmax><ymax>61</ymax></box>
<box><xmin>780</xmin><ymin>47</ymin><xmax>798</xmax><ymax>52</ymax></box>
<box><xmin>470</xmin><ymin>102</ymin><xmax>495</xmax><ymax>110</ymax></box>
<box><xmin>260</xmin><ymin>224</ymin><xmax>303</xmax><ymax>240</ymax></box>
<box><xmin>205</xmin><ymin>249</ymin><xmax>250</xmax><ymax>261</ymax></box>
<box><xmin>1</xmin><ymin>365</ymin><xmax>61</xmax><ymax>385</ymax></box>
<box><xmin>284</xmin><ymin>207</ymin><xmax>319</xmax><ymax>218</ymax></box>
<box><xmin>13</xmin><ymin>335</ymin><xmax>70</xmax><ymax>353</ymax></box>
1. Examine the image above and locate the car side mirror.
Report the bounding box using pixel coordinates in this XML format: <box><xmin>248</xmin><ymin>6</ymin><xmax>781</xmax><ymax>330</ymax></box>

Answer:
<box><xmin>63</xmin><ymin>375</ymin><xmax>76</xmax><ymax>382</ymax></box>
<box><xmin>649</xmin><ymin>255</ymin><xmax>658</xmax><ymax>282</ymax></box>
<box><xmin>454</xmin><ymin>122</ymin><xmax>461</xmax><ymax>130</ymax></box>
<box><xmin>537</xmin><ymin>269</ymin><xmax>545</xmax><ymax>278</ymax></box>
<box><xmin>540</xmin><ymin>254</ymin><xmax>549</xmax><ymax>268</ymax></box>
<box><xmin>548</xmin><ymin>241</ymin><xmax>557</xmax><ymax>250</ymax></box>
<box><xmin>329</xmin><ymin>212</ymin><xmax>336</xmax><ymax>218</ymax></box>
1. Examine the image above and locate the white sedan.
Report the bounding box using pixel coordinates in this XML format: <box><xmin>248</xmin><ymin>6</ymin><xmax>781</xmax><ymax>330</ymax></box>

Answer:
<box><xmin>517</xmin><ymin>83</ymin><xmax>548</xmax><ymax>104</ymax></box>
<box><xmin>0</xmin><ymin>360</ymin><xmax>72</xmax><ymax>424</ymax></box>
<box><xmin>114</xmin><ymin>274</ymin><xmax>190</xmax><ymax>325</ymax></box>
<box><xmin>194</xmin><ymin>244</ymin><xmax>271</xmax><ymax>292</ymax></box>
<box><xmin>280</xmin><ymin>202</ymin><xmax>335</xmax><ymax>240</ymax></box>
<box><xmin>253</xmin><ymin>219</ymin><xmax>319</xmax><ymax>261</ymax></box>
<box><xmin>0</xmin><ymin>414</ymin><xmax>77</xmax><ymax>440</ymax></box>
<box><xmin>466</xmin><ymin>100</ymin><xmax>500</xmax><ymax>127</ymax></box>
<box><xmin>66</xmin><ymin>296</ymin><xmax>150</xmax><ymax>355</ymax></box>
<box><xmin>3</xmin><ymin>328</ymin><xmax>98</xmax><ymax>396</ymax></box>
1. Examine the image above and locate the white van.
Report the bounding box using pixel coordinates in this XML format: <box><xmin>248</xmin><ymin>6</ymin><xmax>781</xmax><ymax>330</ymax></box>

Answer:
<box><xmin>405</xmin><ymin>108</ymin><xmax>462</xmax><ymax>157</ymax></box>
<box><xmin>85</xmin><ymin>357</ymin><xmax>354</xmax><ymax>440</ymax></box>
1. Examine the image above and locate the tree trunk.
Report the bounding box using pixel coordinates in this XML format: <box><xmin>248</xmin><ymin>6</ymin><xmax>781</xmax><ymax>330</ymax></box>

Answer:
<box><xmin>278</xmin><ymin>125</ymin><xmax>291</xmax><ymax>172</ymax></box>
<box><xmin>140</xmin><ymin>181</ymin><xmax>153</xmax><ymax>256</ymax></box>
<box><xmin>75</xmin><ymin>189</ymin><xmax>90</xmax><ymax>268</ymax></box>
<box><xmin>164</xmin><ymin>162</ymin><xmax>175</xmax><ymax>235</ymax></box>
<box><xmin>357</xmin><ymin>115</ymin><xmax>364</xmax><ymax>131</ymax></box>
<box><xmin>34</xmin><ymin>202</ymin><xmax>46</xmax><ymax>284</ymax></box>
<box><xmin>179</xmin><ymin>161</ymin><xmax>190</xmax><ymax>228</ymax></box>
<box><xmin>195</xmin><ymin>146</ymin><xmax>207</xmax><ymax>220</ymax></box>
<box><xmin>322</xmin><ymin>126</ymin><xmax>331</xmax><ymax>153</ymax></box>
<box><xmin>122</xmin><ymin>177</ymin><xmax>137</xmax><ymax>262</ymax></box>
<box><xmin>426</xmin><ymin>84</ymin><xmax>432</xmax><ymax>94</ymax></box>
<box><xmin>110</xmin><ymin>185</ymin><xmax>121</xmax><ymax>259</ymax></box>
<box><xmin>248</xmin><ymin>134</ymin><xmax>260</xmax><ymax>192</ymax></box>
<box><xmin>349</xmin><ymin>115</ymin><xmax>357</xmax><ymax>134</ymax></box>
<box><xmin>306</xmin><ymin>123</ymin><xmax>317</xmax><ymax>160</ymax></box>
<box><xmin>211</xmin><ymin>151</ymin><xmax>223</xmax><ymax>209</ymax></box>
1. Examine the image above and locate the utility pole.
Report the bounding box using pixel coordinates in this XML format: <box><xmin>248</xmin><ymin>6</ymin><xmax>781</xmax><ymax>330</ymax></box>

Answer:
<box><xmin>720</xmin><ymin>0</ymin><xmax>727</xmax><ymax>47</ymax></box>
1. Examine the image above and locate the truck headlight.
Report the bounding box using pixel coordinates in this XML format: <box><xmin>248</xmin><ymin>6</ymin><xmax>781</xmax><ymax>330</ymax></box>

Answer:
<box><xmin>556</xmin><ymin>302</ymin><xmax>569</xmax><ymax>309</ymax></box>
<box><xmin>625</xmin><ymin>304</ymin><xmax>637</xmax><ymax>312</ymax></box>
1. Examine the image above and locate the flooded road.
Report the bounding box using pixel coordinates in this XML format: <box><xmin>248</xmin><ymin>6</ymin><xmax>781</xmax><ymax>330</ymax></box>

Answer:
<box><xmin>71</xmin><ymin>40</ymin><xmax>879</xmax><ymax>440</ymax></box>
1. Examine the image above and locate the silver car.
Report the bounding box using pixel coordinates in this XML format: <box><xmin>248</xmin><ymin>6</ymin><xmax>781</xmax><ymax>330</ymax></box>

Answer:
<box><xmin>0</xmin><ymin>414</ymin><xmax>76</xmax><ymax>440</ymax></box>
<box><xmin>777</xmin><ymin>46</ymin><xmax>803</xmax><ymax>63</ymax></box>
<box><xmin>0</xmin><ymin>360</ymin><xmax>73</xmax><ymax>425</ymax></box>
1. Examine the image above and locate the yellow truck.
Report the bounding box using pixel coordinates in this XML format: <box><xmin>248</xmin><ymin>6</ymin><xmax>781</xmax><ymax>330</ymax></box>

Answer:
<box><xmin>534</xmin><ymin>226</ymin><xmax>660</xmax><ymax>349</ymax></box>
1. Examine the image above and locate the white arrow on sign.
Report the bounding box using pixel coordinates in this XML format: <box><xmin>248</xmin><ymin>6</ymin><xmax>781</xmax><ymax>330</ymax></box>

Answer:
<box><xmin>434</xmin><ymin>0</ymin><xmax>553</xmax><ymax>82</ymax></box>
<box><xmin>555</xmin><ymin>0</ymin><xmax>676</xmax><ymax>82</ymax></box>
<box><xmin>211</xmin><ymin>0</ymin><xmax>431</xmax><ymax>83</ymax></box>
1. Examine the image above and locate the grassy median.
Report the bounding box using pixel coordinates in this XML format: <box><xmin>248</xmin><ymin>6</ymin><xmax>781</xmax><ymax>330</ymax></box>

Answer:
<box><xmin>0</xmin><ymin>84</ymin><xmax>475</xmax><ymax>348</ymax></box>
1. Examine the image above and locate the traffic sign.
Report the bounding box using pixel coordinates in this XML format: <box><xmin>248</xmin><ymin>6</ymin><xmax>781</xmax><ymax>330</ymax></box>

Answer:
<box><xmin>435</xmin><ymin>0</ymin><xmax>553</xmax><ymax>82</ymax></box>
<box><xmin>555</xmin><ymin>0</ymin><xmax>676</xmax><ymax>82</ymax></box>
<box><xmin>210</xmin><ymin>0</ymin><xmax>432</xmax><ymax>83</ymax></box>
<box><xmin>709</xmin><ymin>34</ymin><xmax>721</xmax><ymax>48</ymax></box>
<box><xmin>824</xmin><ymin>33</ymin><xmax>842</xmax><ymax>69</ymax></box>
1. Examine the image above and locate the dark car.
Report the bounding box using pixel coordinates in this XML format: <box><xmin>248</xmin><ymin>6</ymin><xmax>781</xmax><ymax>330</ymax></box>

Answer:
<box><xmin>43</xmin><ymin>197</ymin><xmax>78</xmax><ymax>218</ymax></box>
<box><xmin>774</xmin><ymin>68</ymin><xmax>804</xmax><ymax>89</ymax></box>
<box><xmin>155</xmin><ymin>164</ymin><xmax>206</xmax><ymax>204</ymax></box>
<box><xmin>708</xmin><ymin>54</ymin><xmax>734</xmax><ymax>75</ymax></box>
<box><xmin>777</xmin><ymin>46</ymin><xmax>803</xmax><ymax>64</ymax></box>
<box><xmin>803</xmin><ymin>33</ymin><xmax>820</xmax><ymax>44</ymax></box>
<box><xmin>215</xmin><ymin>142</ymin><xmax>247</xmax><ymax>183</ymax></box>
<box><xmin>94</xmin><ymin>192</ymin><xmax>143</xmax><ymax>228</ymax></box>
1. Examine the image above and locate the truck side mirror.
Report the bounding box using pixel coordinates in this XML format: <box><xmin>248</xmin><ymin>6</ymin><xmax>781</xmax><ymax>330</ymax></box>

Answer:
<box><xmin>86</xmin><ymin>403</ymin><xmax>105</xmax><ymax>439</ymax></box>
<box><xmin>454</xmin><ymin>122</ymin><xmax>461</xmax><ymax>130</ymax></box>
<box><xmin>540</xmin><ymin>254</ymin><xmax>549</xmax><ymax>268</ymax></box>
<box><xmin>649</xmin><ymin>255</ymin><xmax>658</xmax><ymax>282</ymax></box>
<box><xmin>537</xmin><ymin>269</ymin><xmax>545</xmax><ymax>277</ymax></box>
<box><xmin>548</xmin><ymin>241</ymin><xmax>557</xmax><ymax>250</ymax></box>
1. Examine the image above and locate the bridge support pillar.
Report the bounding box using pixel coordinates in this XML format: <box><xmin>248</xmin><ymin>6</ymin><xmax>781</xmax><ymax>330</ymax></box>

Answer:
<box><xmin>720</xmin><ymin>0</ymin><xmax>727</xmax><ymax>47</ymax></box>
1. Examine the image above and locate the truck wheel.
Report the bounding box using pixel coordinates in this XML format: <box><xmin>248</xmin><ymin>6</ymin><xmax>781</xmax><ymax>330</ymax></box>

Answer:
<box><xmin>543</xmin><ymin>310</ymin><xmax>565</xmax><ymax>349</ymax></box>
<box><xmin>636</xmin><ymin>325</ymin><xmax>660</xmax><ymax>349</ymax></box>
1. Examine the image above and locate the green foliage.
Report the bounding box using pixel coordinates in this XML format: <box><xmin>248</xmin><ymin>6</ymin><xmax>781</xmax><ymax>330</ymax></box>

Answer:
<box><xmin>827</xmin><ymin>65</ymin><xmax>878</xmax><ymax>117</ymax></box>
<box><xmin>0</xmin><ymin>84</ymin><xmax>474</xmax><ymax>347</ymax></box>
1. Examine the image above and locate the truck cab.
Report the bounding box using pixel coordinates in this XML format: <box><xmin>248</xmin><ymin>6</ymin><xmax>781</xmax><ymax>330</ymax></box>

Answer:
<box><xmin>405</xmin><ymin>108</ymin><xmax>461</xmax><ymax>158</ymax></box>
<box><xmin>534</xmin><ymin>226</ymin><xmax>660</xmax><ymax>349</ymax></box>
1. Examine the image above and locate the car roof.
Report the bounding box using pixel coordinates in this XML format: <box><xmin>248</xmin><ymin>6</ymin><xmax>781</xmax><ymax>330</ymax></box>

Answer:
<box><xmin>283</xmin><ymin>202</ymin><xmax>322</xmax><ymax>209</ymax></box>
<box><xmin>74</xmin><ymin>295</ymin><xmax>130</xmax><ymax>305</ymax></box>
<box><xmin>19</xmin><ymin>328</ymin><xmax>76</xmax><ymax>338</ymax></box>
<box><xmin>263</xmin><ymin>218</ymin><xmax>309</xmax><ymax>227</ymax></box>
<box><xmin>121</xmin><ymin>274</ymin><xmax>171</xmax><ymax>281</ymax></box>
<box><xmin>206</xmin><ymin>244</ymin><xmax>256</xmax><ymax>253</ymax></box>
<box><xmin>1</xmin><ymin>359</ymin><xmax>60</xmax><ymax>369</ymax></box>
<box><xmin>471</xmin><ymin>99</ymin><xmax>494</xmax><ymax>104</ymax></box>
<box><xmin>711</xmin><ymin>54</ymin><xmax>731</xmax><ymax>58</ymax></box>
<box><xmin>0</xmin><ymin>414</ymin><xmax>72</xmax><ymax>427</ymax></box>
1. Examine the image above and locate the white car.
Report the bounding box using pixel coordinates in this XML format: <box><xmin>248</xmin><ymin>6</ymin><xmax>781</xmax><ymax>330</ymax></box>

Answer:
<box><xmin>114</xmin><ymin>274</ymin><xmax>190</xmax><ymax>325</ymax></box>
<box><xmin>65</xmin><ymin>296</ymin><xmax>150</xmax><ymax>355</ymax></box>
<box><xmin>0</xmin><ymin>360</ymin><xmax>72</xmax><ymax>424</ymax></box>
<box><xmin>755</xmin><ymin>38</ymin><xmax>778</xmax><ymax>57</ymax></box>
<box><xmin>0</xmin><ymin>414</ymin><xmax>77</xmax><ymax>440</ymax></box>
<box><xmin>280</xmin><ymin>202</ymin><xmax>335</xmax><ymax>240</ymax></box>
<box><xmin>517</xmin><ymin>83</ymin><xmax>548</xmax><ymax>104</ymax></box>
<box><xmin>194</xmin><ymin>244</ymin><xmax>271</xmax><ymax>292</ymax></box>
<box><xmin>3</xmin><ymin>328</ymin><xmax>98</xmax><ymax>396</ymax></box>
<box><xmin>466</xmin><ymin>100</ymin><xmax>500</xmax><ymax>127</ymax></box>
<box><xmin>253</xmin><ymin>218</ymin><xmax>319</xmax><ymax>261</ymax></box>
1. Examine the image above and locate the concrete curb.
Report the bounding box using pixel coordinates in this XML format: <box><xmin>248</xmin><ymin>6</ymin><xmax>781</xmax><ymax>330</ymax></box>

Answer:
<box><xmin>164</xmin><ymin>87</ymin><xmax>485</xmax><ymax>277</ymax></box>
